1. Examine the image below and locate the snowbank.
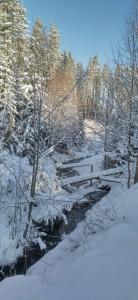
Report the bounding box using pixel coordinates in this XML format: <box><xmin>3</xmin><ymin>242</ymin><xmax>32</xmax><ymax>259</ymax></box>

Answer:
<box><xmin>0</xmin><ymin>184</ymin><xmax>138</xmax><ymax>300</ymax></box>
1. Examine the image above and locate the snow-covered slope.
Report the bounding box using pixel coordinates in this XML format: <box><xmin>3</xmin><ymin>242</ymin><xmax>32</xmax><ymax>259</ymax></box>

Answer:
<box><xmin>0</xmin><ymin>184</ymin><xmax>138</xmax><ymax>300</ymax></box>
<box><xmin>0</xmin><ymin>119</ymin><xmax>106</xmax><ymax>265</ymax></box>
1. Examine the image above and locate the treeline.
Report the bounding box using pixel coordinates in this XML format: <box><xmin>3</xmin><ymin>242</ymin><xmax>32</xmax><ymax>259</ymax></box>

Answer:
<box><xmin>0</xmin><ymin>0</ymin><xmax>138</xmax><ymax>186</ymax></box>
<box><xmin>0</xmin><ymin>0</ymin><xmax>83</xmax><ymax>156</ymax></box>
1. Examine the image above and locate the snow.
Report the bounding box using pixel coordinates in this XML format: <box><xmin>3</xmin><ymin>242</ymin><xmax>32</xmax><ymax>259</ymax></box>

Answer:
<box><xmin>0</xmin><ymin>119</ymin><xmax>137</xmax><ymax>300</ymax></box>
<box><xmin>0</xmin><ymin>120</ymin><xmax>105</xmax><ymax>265</ymax></box>
<box><xmin>0</xmin><ymin>182</ymin><xmax>138</xmax><ymax>299</ymax></box>
<box><xmin>62</xmin><ymin>166</ymin><xmax>122</xmax><ymax>186</ymax></box>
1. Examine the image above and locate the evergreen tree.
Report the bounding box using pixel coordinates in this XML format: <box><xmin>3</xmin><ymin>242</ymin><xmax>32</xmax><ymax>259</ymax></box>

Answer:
<box><xmin>0</xmin><ymin>0</ymin><xmax>16</xmax><ymax>139</ymax></box>
<box><xmin>11</xmin><ymin>0</ymin><xmax>29</xmax><ymax>115</ymax></box>
<box><xmin>82</xmin><ymin>55</ymin><xmax>101</xmax><ymax>119</ymax></box>
<box><xmin>47</xmin><ymin>23</ymin><xmax>61</xmax><ymax>81</ymax></box>
<box><xmin>76</xmin><ymin>62</ymin><xmax>85</xmax><ymax>117</ymax></box>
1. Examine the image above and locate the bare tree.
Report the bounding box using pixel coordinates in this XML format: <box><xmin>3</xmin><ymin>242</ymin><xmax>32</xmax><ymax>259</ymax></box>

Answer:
<box><xmin>109</xmin><ymin>3</ymin><xmax>138</xmax><ymax>188</ymax></box>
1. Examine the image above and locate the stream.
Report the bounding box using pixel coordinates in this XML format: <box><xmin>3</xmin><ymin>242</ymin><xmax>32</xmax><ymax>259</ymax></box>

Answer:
<box><xmin>0</xmin><ymin>189</ymin><xmax>109</xmax><ymax>281</ymax></box>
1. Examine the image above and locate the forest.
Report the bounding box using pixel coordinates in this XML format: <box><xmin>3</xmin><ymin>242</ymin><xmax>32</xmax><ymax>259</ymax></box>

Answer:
<box><xmin>0</xmin><ymin>0</ymin><xmax>138</xmax><ymax>299</ymax></box>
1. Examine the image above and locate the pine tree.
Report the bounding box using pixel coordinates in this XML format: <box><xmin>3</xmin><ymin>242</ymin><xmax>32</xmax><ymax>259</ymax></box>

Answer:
<box><xmin>82</xmin><ymin>55</ymin><xmax>101</xmax><ymax>119</ymax></box>
<box><xmin>47</xmin><ymin>23</ymin><xmax>61</xmax><ymax>81</ymax></box>
<box><xmin>76</xmin><ymin>62</ymin><xmax>85</xmax><ymax>117</ymax></box>
<box><xmin>0</xmin><ymin>0</ymin><xmax>16</xmax><ymax>139</ymax></box>
<box><xmin>101</xmin><ymin>64</ymin><xmax>113</xmax><ymax>167</ymax></box>
<box><xmin>11</xmin><ymin>0</ymin><xmax>29</xmax><ymax>116</ymax></box>
<box><xmin>30</xmin><ymin>18</ymin><xmax>47</xmax><ymax>78</ymax></box>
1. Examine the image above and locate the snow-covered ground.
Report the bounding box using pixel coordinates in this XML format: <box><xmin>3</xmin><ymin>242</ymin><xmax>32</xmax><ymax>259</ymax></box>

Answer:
<box><xmin>0</xmin><ymin>118</ymin><xmax>133</xmax><ymax>287</ymax></box>
<box><xmin>0</xmin><ymin>182</ymin><xmax>138</xmax><ymax>300</ymax></box>
<box><xmin>0</xmin><ymin>119</ymin><xmax>107</xmax><ymax>265</ymax></box>
<box><xmin>0</xmin><ymin>120</ymin><xmax>137</xmax><ymax>299</ymax></box>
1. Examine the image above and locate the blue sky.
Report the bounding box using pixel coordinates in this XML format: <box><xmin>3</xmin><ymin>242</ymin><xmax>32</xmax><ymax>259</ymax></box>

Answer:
<box><xmin>23</xmin><ymin>0</ymin><xmax>133</xmax><ymax>65</ymax></box>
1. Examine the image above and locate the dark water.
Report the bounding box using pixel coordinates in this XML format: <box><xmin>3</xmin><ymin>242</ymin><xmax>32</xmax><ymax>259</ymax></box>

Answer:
<box><xmin>0</xmin><ymin>189</ymin><xmax>109</xmax><ymax>281</ymax></box>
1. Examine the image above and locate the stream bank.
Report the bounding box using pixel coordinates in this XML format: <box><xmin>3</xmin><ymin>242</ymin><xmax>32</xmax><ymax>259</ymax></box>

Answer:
<box><xmin>0</xmin><ymin>189</ymin><xmax>109</xmax><ymax>281</ymax></box>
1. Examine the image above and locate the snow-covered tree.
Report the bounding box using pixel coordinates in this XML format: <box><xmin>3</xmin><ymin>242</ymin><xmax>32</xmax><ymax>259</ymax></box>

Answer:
<box><xmin>82</xmin><ymin>55</ymin><xmax>101</xmax><ymax>119</ymax></box>
<box><xmin>0</xmin><ymin>0</ymin><xmax>30</xmax><ymax>146</ymax></box>
<box><xmin>47</xmin><ymin>23</ymin><xmax>61</xmax><ymax>81</ymax></box>
<box><xmin>0</xmin><ymin>0</ymin><xmax>16</xmax><ymax>139</ymax></box>
<box><xmin>106</xmin><ymin>3</ymin><xmax>138</xmax><ymax>187</ymax></box>
<box><xmin>11</xmin><ymin>0</ymin><xmax>29</xmax><ymax>115</ymax></box>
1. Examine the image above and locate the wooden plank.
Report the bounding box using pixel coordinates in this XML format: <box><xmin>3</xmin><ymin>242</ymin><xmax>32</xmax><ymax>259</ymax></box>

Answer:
<box><xmin>62</xmin><ymin>168</ymin><xmax>122</xmax><ymax>186</ymax></box>
<box><xmin>57</xmin><ymin>163</ymin><xmax>90</xmax><ymax>170</ymax></box>
<box><xmin>98</xmin><ymin>177</ymin><xmax>122</xmax><ymax>184</ymax></box>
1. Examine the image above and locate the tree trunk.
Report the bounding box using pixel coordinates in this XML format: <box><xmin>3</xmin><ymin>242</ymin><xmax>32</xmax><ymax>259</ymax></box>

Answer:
<box><xmin>134</xmin><ymin>156</ymin><xmax>138</xmax><ymax>184</ymax></box>
<box><xmin>104</xmin><ymin>91</ymin><xmax>109</xmax><ymax>169</ymax></box>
